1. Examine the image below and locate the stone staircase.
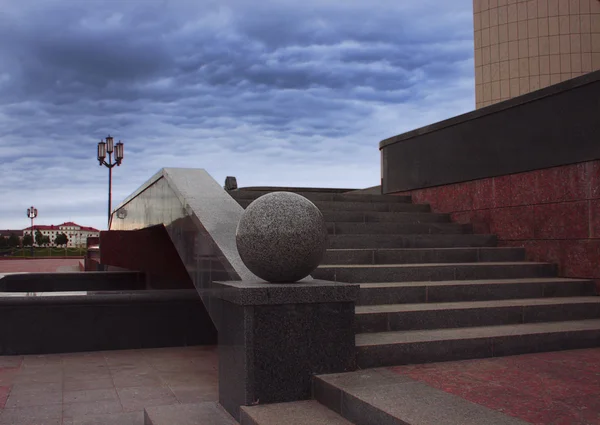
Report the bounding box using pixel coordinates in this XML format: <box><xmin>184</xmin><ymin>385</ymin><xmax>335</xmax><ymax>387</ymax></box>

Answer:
<box><xmin>231</xmin><ymin>188</ymin><xmax>600</xmax><ymax>369</ymax></box>
<box><xmin>221</xmin><ymin>188</ymin><xmax>600</xmax><ymax>425</ymax></box>
<box><xmin>145</xmin><ymin>188</ymin><xmax>600</xmax><ymax>425</ymax></box>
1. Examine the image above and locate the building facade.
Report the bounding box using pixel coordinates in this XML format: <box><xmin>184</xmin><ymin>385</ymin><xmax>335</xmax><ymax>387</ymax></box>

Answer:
<box><xmin>23</xmin><ymin>222</ymin><xmax>100</xmax><ymax>248</ymax></box>
<box><xmin>474</xmin><ymin>0</ymin><xmax>600</xmax><ymax>108</ymax></box>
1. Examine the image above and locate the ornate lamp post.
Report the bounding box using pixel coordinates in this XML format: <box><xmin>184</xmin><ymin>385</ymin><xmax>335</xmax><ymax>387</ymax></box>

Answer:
<box><xmin>97</xmin><ymin>135</ymin><xmax>124</xmax><ymax>228</ymax></box>
<box><xmin>26</xmin><ymin>206</ymin><xmax>38</xmax><ymax>257</ymax></box>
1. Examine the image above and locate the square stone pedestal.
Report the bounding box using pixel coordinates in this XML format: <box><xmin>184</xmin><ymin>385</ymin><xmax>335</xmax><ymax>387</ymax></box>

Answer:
<box><xmin>212</xmin><ymin>279</ymin><xmax>359</xmax><ymax>421</ymax></box>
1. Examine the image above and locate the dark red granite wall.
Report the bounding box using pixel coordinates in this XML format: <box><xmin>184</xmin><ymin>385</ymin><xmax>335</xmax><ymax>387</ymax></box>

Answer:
<box><xmin>393</xmin><ymin>160</ymin><xmax>600</xmax><ymax>282</ymax></box>
<box><xmin>100</xmin><ymin>225</ymin><xmax>195</xmax><ymax>290</ymax></box>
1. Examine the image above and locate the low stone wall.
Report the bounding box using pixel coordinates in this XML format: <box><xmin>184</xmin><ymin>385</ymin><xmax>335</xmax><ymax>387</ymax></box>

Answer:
<box><xmin>0</xmin><ymin>290</ymin><xmax>216</xmax><ymax>355</ymax></box>
<box><xmin>0</xmin><ymin>271</ymin><xmax>145</xmax><ymax>292</ymax></box>
<box><xmin>380</xmin><ymin>70</ymin><xmax>600</xmax><ymax>193</ymax></box>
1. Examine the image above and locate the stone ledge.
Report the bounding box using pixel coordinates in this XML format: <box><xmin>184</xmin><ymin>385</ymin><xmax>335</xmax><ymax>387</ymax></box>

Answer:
<box><xmin>0</xmin><ymin>289</ymin><xmax>200</xmax><ymax>306</ymax></box>
<box><xmin>211</xmin><ymin>280</ymin><xmax>359</xmax><ymax>305</ymax></box>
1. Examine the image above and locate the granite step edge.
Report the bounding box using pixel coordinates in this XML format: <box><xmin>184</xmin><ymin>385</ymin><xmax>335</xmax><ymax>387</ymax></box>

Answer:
<box><xmin>356</xmin><ymin>296</ymin><xmax>600</xmax><ymax>314</ymax></box>
<box><xmin>355</xmin><ymin>297</ymin><xmax>600</xmax><ymax>332</ymax></box>
<box><xmin>358</xmin><ymin>277</ymin><xmax>595</xmax><ymax>288</ymax></box>
<box><xmin>313</xmin><ymin>369</ymin><xmax>527</xmax><ymax>425</ymax></box>
<box><xmin>240</xmin><ymin>400</ymin><xmax>353</xmax><ymax>425</ymax></box>
<box><xmin>355</xmin><ymin>319</ymin><xmax>600</xmax><ymax>346</ymax></box>
<box><xmin>355</xmin><ymin>320</ymin><xmax>600</xmax><ymax>368</ymax></box>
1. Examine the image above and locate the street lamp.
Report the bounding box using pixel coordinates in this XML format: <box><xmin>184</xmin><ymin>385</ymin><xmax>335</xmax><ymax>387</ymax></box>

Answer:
<box><xmin>97</xmin><ymin>135</ymin><xmax>124</xmax><ymax>228</ymax></box>
<box><xmin>26</xmin><ymin>206</ymin><xmax>38</xmax><ymax>257</ymax></box>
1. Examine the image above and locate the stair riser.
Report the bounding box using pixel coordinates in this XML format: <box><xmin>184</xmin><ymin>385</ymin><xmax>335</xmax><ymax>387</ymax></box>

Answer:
<box><xmin>328</xmin><ymin>235</ymin><xmax>498</xmax><ymax>249</ymax></box>
<box><xmin>357</xmin><ymin>281</ymin><xmax>596</xmax><ymax>305</ymax></box>
<box><xmin>313</xmin><ymin>378</ymin><xmax>401</xmax><ymax>425</ymax></box>
<box><xmin>356</xmin><ymin>328</ymin><xmax>600</xmax><ymax>368</ymax></box>
<box><xmin>239</xmin><ymin>411</ymin><xmax>259</xmax><ymax>425</ymax></box>
<box><xmin>314</xmin><ymin>264</ymin><xmax>558</xmax><ymax>283</ymax></box>
<box><xmin>237</xmin><ymin>200</ymin><xmax>430</xmax><ymax>213</ymax></box>
<box><xmin>323</xmin><ymin>248</ymin><xmax>526</xmax><ymax>265</ymax></box>
<box><xmin>230</xmin><ymin>191</ymin><xmax>412</xmax><ymax>203</ymax></box>
<box><xmin>356</xmin><ymin>303</ymin><xmax>600</xmax><ymax>332</ymax></box>
<box><xmin>326</xmin><ymin>222</ymin><xmax>471</xmax><ymax>235</ymax></box>
<box><xmin>322</xmin><ymin>211</ymin><xmax>450</xmax><ymax>223</ymax></box>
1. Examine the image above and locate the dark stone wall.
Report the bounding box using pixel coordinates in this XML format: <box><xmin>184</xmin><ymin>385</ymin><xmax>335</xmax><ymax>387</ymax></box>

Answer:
<box><xmin>0</xmin><ymin>271</ymin><xmax>144</xmax><ymax>292</ymax></box>
<box><xmin>0</xmin><ymin>290</ymin><xmax>216</xmax><ymax>355</ymax></box>
<box><xmin>100</xmin><ymin>225</ymin><xmax>195</xmax><ymax>290</ymax></box>
<box><xmin>380</xmin><ymin>70</ymin><xmax>600</xmax><ymax>193</ymax></box>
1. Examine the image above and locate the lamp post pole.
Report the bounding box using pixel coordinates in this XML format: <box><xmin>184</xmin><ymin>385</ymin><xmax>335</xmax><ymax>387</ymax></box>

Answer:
<box><xmin>26</xmin><ymin>206</ymin><xmax>38</xmax><ymax>257</ymax></box>
<box><xmin>97</xmin><ymin>136</ymin><xmax>124</xmax><ymax>229</ymax></box>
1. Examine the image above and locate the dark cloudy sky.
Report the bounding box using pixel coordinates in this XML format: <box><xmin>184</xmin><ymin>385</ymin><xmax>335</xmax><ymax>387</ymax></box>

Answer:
<box><xmin>0</xmin><ymin>0</ymin><xmax>474</xmax><ymax>231</ymax></box>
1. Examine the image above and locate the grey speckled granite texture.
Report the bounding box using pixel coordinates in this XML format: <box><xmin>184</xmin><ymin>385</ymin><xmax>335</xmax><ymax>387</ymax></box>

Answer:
<box><xmin>212</xmin><ymin>280</ymin><xmax>359</xmax><ymax>305</ymax></box>
<box><xmin>217</xmin><ymin>281</ymin><xmax>358</xmax><ymax>421</ymax></box>
<box><xmin>236</xmin><ymin>192</ymin><xmax>328</xmax><ymax>283</ymax></box>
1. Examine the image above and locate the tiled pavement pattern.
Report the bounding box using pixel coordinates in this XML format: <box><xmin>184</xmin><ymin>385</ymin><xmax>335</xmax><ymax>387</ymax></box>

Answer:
<box><xmin>0</xmin><ymin>346</ymin><xmax>218</xmax><ymax>425</ymax></box>
<box><xmin>391</xmin><ymin>347</ymin><xmax>600</xmax><ymax>424</ymax></box>
<box><xmin>0</xmin><ymin>259</ymin><xmax>81</xmax><ymax>274</ymax></box>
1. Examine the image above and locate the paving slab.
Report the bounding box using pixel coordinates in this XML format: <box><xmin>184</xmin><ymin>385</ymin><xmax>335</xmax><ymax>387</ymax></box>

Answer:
<box><xmin>143</xmin><ymin>402</ymin><xmax>236</xmax><ymax>425</ymax></box>
<box><xmin>0</xmin><ymin>259</ymin><xmax>81</xmax><ymax>273</ymax></box>
<box><xmin>391</xmin><ymin>348</ymin><xmax>600</xmax><ymax>424</ymax></box>
<box><xmin>0</xmin><ymin>346</ymin><xmax>218</xmax><ymax>425</ymax></box>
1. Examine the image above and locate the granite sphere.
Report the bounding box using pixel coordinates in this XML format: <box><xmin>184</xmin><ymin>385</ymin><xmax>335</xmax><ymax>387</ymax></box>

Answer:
<box><xmin>236</xmin><ymin>191</ymin><xmax>328</xmax><ymax>283</ymax></box>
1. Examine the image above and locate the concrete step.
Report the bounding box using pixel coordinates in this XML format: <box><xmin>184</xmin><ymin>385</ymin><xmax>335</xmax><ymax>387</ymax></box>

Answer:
<box><xmin>357</xmin><ymin>278</ymin><xmax>596</xmax><ymax>305</ymax></box>
<box><xmin>230</xmin><ymin>189</ymin><xmax>412</xmax><ymax>203</ymax></box>
<box><xmin>240</xmin><ymin>400</ymin><xmax>353</xmax><ymax>425</ymax></box>
<box><xmin>328</xmin><ymin>234</ymin><xmax>498</xmax><ymax>249</ymax></box>
<box><xmin>144</xmin><ymin>402</ymin><xmax>236</xmax><ymax>425</ymax></box>
<box><xmin>323</xmin><ymin>247</ymin><xmax>526</xmax><ymax>265</ymax></box>
<box><xmin>326</xmin><ymin>222</ymin><xmax>471</xmax><ymax>235</ymax></box>
<box><xmin>314</xmin><ymin>262</ymin><xmax>557</xmax><ymax>283</ymax></box>
<box><xmin>355</xmin><ymin>319</ymin><xmax>600</xmax><ymax>368</ymax></box>
<box><xmin>356</xmin><ymin>297</ymin><xmax>600</xmax><ymax>332</ymax></box>
<box><xmin>313</xmin><ymin>369</ymin><xmax>527</xmax><ymax>425</ymax></box>
<box><xmin>321</xmin><ymin>210</ymin><xmax>450</xmax><ymax>223</ymax></box>
<box><xmin>237</xmin><ymin>199</ymin><xmax>430</xmax><ymax>213</ymax></box>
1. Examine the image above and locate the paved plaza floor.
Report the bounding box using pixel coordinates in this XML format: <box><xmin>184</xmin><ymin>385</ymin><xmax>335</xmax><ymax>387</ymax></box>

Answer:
<box><xmin>0</xmin><ymin>340</ymin><xmax>599</xmax><ymax>424</ymax></box>
<box><xmin>0</xmin><ymin>259</ymin><xmax>82</xmax><ymax>274</ymax></box>
<box><xmin>0</xmin><ymin>346</ymin><xmax>218</xmax><ymax>425</ymax></box>
<box><xmin>392</xmin><ymin>348</ymin><xmax>600</xmax><ymax>424</ymax></box>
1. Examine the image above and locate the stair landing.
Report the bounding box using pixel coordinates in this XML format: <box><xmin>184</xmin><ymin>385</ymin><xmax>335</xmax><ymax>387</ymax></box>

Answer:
<box><xmin>240</xmin><ymin>348</ymin><xmax>600</xmax><ymax>425</ymax></box>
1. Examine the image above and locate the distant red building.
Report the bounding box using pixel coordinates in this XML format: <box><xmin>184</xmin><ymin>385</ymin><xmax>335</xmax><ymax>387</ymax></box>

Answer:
<box><xmin>23</xmin><ymin>222</ymin><xmax>100</xmax><ymax>247</ymax></box>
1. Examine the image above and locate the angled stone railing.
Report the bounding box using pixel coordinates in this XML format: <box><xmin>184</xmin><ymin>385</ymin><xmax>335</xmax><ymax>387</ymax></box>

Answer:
<box><xmin>110</xmin><ymin>168</ymin><xmax>263</xmax><ymax>329</ymax></box>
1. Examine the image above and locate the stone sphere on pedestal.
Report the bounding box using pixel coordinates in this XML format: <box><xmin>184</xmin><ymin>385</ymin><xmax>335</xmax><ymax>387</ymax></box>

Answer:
<box><xmin>235</xmin><ymin>191</ymin><xmax>328</xmax><ymax>283</ymax></box>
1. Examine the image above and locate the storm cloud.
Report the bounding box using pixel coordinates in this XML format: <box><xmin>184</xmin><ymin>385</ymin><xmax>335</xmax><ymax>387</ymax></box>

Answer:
<box><xmin>0</xmin><ymin>0</ymin><xmax>474</xmax><ymax>230</ymax></box>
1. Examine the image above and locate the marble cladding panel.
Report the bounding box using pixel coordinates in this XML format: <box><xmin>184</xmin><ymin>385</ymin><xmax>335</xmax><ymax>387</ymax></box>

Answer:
<box><xmin>394</xmin><ymin>159</ymin><xmax>600</xmax><ymax>281</ymax></box>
